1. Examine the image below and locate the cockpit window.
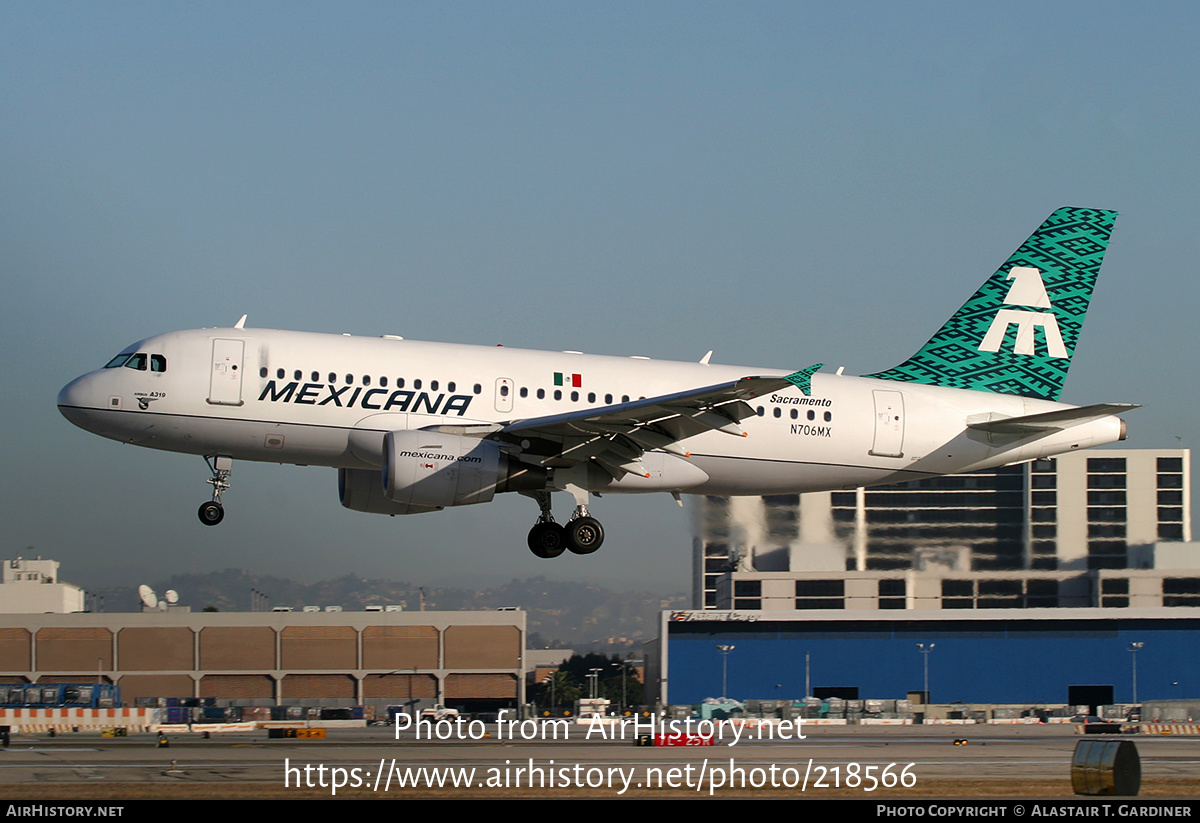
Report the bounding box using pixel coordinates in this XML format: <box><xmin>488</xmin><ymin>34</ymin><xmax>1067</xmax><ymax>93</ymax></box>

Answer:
<box><xmin>124</xmin><ymin>353</ymin><xmax>148</xmax><ymax>371</ymax></box>
<box><xmin>150</xmin><ymin>354</ymin><xmax>167</xmax><ymax>373</ymax></box>
<box><xmin>104</xmin><ymin>353</ymin><xmax>133</xmax><ymax>369</ymax></box>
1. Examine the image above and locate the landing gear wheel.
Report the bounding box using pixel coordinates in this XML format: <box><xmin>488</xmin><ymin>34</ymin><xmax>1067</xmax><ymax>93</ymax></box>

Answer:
<box><xmin>566</xmin><ymin>517</ymin><xmax>604</xmax><ymax>555</ymax></box>
<box><xmin>528</xmin><ymin>522</ymin><xmax>567</xmax><ymax>558</ymax></box>
<box><xmin>198</xmin><ymin>501</ymin><xmax>225</xmax><ymax>526</ymax></box>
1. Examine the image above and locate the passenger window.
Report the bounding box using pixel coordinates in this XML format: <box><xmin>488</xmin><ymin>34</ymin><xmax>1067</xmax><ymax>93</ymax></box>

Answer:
<box><xmin>448</xmin><ymin>382</ymin><xmax>456</xmax><ymax>392</ymax></box>
<box><xmin>277</xmin><ymin>368</ymin><xmax>285</xmax><ymax>379</ymax></box>
<box><xmin>312</xmin><ymin>371</ymin><xmax>319</xmax><ymax>382</ymax></box>
<box><xmin>570</xmin><ymin>391</ymin><xmax>579</xmax><ymax>402</ymax></box>
<box><xmin>537</xmin><ymin>388</ymin><xmax>545</xmax><ymax>400</ymax></box>
<box><xmin>430</xmin><ymin>380</ymin><xmax>438</xmax><ymax>391</ymax></box>
<box><xmin>414</xmin><ymin>379</ymin><xmax>422</xmax><ymax>389</ymax></box>
<box><xmin>260</xmin><ymin>367</ymin><xmax>268</xmax><ymax>378</ymax></box>
<box><xmin>474</xmin><ymin>384</ymin><xmax>482</xmax><ymax>394</ymax></box>
<box><xmin>380</xmin><ymin>376</ymin><xmax>388</xmax><ymax>388</ymax></box>
<box><xmin>605</xmin><ymin>394</ymin><xmax>613</xmax><ymax>404</ymax></box>
<box><xmin>588</xmin><ymin>392</ymin><xmax>596</xmax><ymax>403</ymax></box>
<box><xmin>150</xmin><ymin>355</ymin><xmax>167</xmax><ymax>373</ymax></box>
<box><xmin>519</xmin><ymin>387</ymin><xmax>528</xmax><ymax>398</ymax></box>
<box><xmin>500</xmin><ymin>385</ymin><xmax>510</xmax><ymax>397</ymax></box>
<box><xmin>294</xmin><ymin>370</ymin><xmax>302</xmax><ymax>380</ymax></box>
<box><xmin>554</xmin><ymin>390</ymin><xmax>562</xmax><ymax>401</ymax></box>
<box><xmin>125</xmin><ymin>353</ymin><xmax>148</xmax><ymax>371</ymax></box>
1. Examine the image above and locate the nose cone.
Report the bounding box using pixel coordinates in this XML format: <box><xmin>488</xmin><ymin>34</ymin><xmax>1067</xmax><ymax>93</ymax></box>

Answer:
<box><xmin>58</xmin><ymin>374</ymin><xmax>83</xmax><ymax>411</ymax></box>
<box><xmin>58</xmin><ymin>372</ymin><xmax>102</xmax><ymax>431</ymax></box>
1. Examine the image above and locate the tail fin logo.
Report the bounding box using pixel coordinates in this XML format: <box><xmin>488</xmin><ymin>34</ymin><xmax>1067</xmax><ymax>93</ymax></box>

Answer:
<box><xmin>862</xmin><ymin>207</ymin><xmax>1116</xmax><ymax>401</ymax></box>
<box><xmin>977</xmin><ymin>266</ymin><xmax>1067</xmax><ymax>358</ymax></box>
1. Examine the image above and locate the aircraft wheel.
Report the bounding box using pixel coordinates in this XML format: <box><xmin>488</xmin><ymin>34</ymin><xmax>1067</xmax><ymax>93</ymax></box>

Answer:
<box><xmin>528</xmin><ymin>522</ymin><xmax>567</xmax><ymax>558</ymax></box>
<box><xmin>198</xmin><ymin>501</ymin><xmax>225</xmax><ymax>526</ymax></box>
<box><xmin>566</xmin><ymin>517</ymin><xmax>604</xmax><ymax>554</ymax></box>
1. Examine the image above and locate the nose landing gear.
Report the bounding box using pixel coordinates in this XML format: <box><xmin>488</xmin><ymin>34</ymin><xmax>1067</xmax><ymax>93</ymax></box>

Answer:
<box><xmin>198</xmin><ymin>456</ymin><xmax>232</xmax><ymax>526</ymax></box>
<box><xmin>197</xmin><ymin>500</ymin><xmax>224</xmax><ymax>525</ymax></box>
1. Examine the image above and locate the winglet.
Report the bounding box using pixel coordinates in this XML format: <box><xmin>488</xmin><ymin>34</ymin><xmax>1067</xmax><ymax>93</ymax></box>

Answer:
<box><xmin>234</xmin><ymin>314</ymin><xmax>248</xmax><ymax>329</ymax></box>
<box><xmin>782</xmin><ymin>364</ymin><xmax>824</xmax><ymax>396</ymax></box>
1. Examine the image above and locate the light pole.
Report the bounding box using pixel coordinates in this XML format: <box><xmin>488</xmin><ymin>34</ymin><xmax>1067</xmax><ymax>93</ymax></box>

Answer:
<box><xmin>1129</xmin><ymin>642</ymin><xmax>1144</xmax><ymax>704</ymax></box>
<box><xmin>588</xmin><ymin>668</ymin><xmax>603</xmax><ymax>700</ymax></box>
<box><xmin>716</xmin><ymin>644</ymin><xmax>736</xmax><ymax>699</ymax></box>
<box><xmin>916</xmin><ymin>643</ymin><xmax>935</xmax><ymax>704</ymax></box>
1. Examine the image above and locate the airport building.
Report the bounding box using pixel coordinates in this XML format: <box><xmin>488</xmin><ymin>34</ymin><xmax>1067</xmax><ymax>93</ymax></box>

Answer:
<box><xmin>692</xmin><ymin>449</ymin><xmax>1196</xmax><ymax>612</ymax></box>
<box><xmin>649</xmin><ymin>448</ymin><xmax>1200</xmax><ymax>708</ymax></box>
<box><xmin>649</xmin><ymin>607</ymin><xmax>1200</xmax><ymax>707</ymax></box>
<box><xmin>0</xmin><ymin>609</ymin><xmax>524</xmax><ymax>713</ymax></box>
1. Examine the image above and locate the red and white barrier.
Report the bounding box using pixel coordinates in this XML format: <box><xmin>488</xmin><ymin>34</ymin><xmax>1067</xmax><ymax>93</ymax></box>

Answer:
<box><xmin>0</xmin><ymin>707</ymin><xmax>161</xmax><ymax>732</ymax></box>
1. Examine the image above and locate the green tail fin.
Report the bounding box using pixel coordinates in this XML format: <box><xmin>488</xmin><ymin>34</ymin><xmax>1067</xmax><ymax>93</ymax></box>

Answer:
<box><xmin>864</xmin><ymin>207</ymin><xmax>1118</xmax><ymax>401</ymax></box>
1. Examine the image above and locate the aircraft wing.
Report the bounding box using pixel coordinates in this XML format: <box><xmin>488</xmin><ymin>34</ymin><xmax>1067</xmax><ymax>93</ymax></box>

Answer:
<box><xmin>432</xmin><ymin>365</ymin><xmax>822</xmax><ymax>479</ymax></box>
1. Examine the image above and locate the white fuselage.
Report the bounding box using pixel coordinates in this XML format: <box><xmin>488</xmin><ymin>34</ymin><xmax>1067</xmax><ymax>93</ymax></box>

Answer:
<box><xmin>57</xmin><ymin>327</ymin><xmax>1126</xmax><ymax>499</ymax></box>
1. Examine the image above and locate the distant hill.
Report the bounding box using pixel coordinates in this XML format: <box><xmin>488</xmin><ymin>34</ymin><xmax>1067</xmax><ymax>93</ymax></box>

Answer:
<box><xmin>87</xmin><ymin>570</ymin><xmax>688</xmax><ymax>652</ymax></box>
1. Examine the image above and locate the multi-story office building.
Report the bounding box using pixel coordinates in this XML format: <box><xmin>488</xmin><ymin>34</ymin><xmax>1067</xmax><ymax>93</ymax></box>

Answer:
<box><xmin>692</xmin><ymin>449</ymin><xmax>1194</xmax><ymax>611</ymax></box>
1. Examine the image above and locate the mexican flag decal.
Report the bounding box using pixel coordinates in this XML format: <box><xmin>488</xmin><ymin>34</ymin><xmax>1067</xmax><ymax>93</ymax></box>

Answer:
<box><xmin>554</xmin><ymin>372</ymin><xmax>582</xmax><ymax>387</ymax></box>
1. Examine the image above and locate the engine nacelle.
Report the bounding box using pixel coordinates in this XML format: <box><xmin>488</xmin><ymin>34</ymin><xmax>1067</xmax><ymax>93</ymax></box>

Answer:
<box><xmin>339</xmin><ymin>468</ymin><xmax>442</xmax><ymax>515</ymax></box>
<box><xmin>379</xmin><ymin>430</ymin><xmax>547</xmax><ymax>511</ymax></box>
<box><xmin>383</xmin><ymin>430</ymin><xmax>500</xmax><ymax>509</ymax></box>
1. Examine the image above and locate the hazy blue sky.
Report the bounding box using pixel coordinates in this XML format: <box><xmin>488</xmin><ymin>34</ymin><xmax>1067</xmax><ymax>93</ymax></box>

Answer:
<box><xmin>3</xmin><ymin>2</ymin><xmax>1198</xmax><ymax>592</ymax></box>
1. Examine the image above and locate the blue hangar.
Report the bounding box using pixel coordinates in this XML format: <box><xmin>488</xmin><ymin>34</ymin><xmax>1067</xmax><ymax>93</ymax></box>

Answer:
<box><xmin>651</xmin><ymin>609</ymin><xmax>1200</xmax><ymax>706</ymax></box>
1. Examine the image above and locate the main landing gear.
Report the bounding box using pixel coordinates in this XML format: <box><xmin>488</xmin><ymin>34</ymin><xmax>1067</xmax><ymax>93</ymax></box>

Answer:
<box><xmin>524</xmin><ymin>491</ymin><xmax>605</xmax><ymax>559</ymax></box>
<box><xmin>198</xmin><ymin>456</ymin><xmax>232</xmax><ymax>526</ymax></box>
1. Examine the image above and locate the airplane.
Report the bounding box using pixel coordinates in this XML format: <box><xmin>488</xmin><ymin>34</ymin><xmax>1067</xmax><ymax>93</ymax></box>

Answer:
<box><xmin>58</xmin><ymin>207</ymin><xmax>1137</xmax><ymax>559</ymax></box>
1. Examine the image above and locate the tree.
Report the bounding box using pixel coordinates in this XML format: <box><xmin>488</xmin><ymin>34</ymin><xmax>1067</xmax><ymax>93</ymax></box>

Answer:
<box><xmin>531</xmin><ymin>670</ymin><xmax>579</xmax><ymax>713</ymax></box>
<box><xmin>541</xmin><ymin>654</ymin><xmax>643</xmax><ymax>710</ymax></box>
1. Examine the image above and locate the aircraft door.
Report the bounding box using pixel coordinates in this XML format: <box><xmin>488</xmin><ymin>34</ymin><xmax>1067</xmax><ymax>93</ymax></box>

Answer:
<box><xmin>208</xmin><ymin>338</ymin><xmax>245</xmax><ymax>406</ymax></box>
<box><xmin>495</xmin><ymin>378</ymin><xmax>514</xmax><ymax>413</ymax></box>
<box><xmin>870</xmin><ymin>390</ymin><xmax>905</xmax><ymax>458</ymax></box>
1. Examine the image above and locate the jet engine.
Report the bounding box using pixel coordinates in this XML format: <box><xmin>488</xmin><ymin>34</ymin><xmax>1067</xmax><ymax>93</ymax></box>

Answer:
<box><xmin>339</xmin><ymin>467</ymin><xmax>440</xmax><ymax>515</ymax></box>
<box><xmin>340</xmin><ymin>430</ymin><xmax>547</xmax><ymax>514</ymax></box>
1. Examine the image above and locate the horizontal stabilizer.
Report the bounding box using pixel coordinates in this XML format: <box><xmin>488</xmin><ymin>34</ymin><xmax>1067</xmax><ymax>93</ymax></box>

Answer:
<box><xmin>967</xmin><ymin>403</ymin><xmax>1139</xmax><ymax>435</ymax></box>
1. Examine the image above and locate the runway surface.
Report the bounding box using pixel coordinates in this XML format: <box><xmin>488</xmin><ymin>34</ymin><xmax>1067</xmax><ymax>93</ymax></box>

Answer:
<box><xmin>0</xmin><ymin>723</ymin><xmax>1196</xmax><ymax>799</ymax></box>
